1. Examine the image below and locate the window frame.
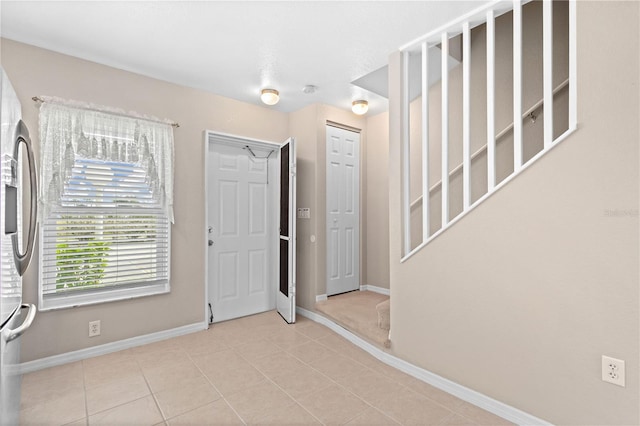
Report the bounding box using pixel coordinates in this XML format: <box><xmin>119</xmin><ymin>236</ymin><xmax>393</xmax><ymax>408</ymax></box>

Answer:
<box><xmin>38</xmin><ymin>210</ymin><xmax>171</xmax><ymax>311</ymax></box>
<box><xmin>37</xmin><ymin>153</ymin><xmax>171</xmax><ymax>311</ymax></box>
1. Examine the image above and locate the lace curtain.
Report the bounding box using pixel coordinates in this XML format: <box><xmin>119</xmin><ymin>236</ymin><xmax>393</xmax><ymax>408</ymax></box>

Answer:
<box><xmin>38</xmin><ymin>101</ymin><xmax>175</xmax><ymax>222</ymax></box>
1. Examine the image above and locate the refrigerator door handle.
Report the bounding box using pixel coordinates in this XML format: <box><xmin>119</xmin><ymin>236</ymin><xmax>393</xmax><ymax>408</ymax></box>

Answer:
<box><xmin>5</xmin><ymin>304</ymin><xmax>36</xmax><ymax>343</ymax></box>
<box><xmin>11</xmin><ymin>120</ymin><xmax>38</xmax><ymax>276</ymax></box>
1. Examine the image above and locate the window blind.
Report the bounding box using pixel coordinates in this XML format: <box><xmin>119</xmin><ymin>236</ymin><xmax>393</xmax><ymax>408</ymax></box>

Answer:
<box><xmin>40</xmin><ymin>157</ymin><xmax>169</xmax><ymax>303</ymax></box>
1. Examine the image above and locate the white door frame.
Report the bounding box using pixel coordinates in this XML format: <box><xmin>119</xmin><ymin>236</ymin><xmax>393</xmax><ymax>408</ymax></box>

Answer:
<box><xmin>203</xmin><ymin>130</ymin><xmax>281</xmax><ymax>325</ymax></box>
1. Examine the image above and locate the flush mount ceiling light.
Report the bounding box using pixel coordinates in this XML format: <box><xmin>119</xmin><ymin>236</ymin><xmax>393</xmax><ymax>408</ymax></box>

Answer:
<box><xmin>260</xmin><ymin>89</ymin><xmax>280</xmax><ymax>106</ymax></box>
<box><xmin>351</xmin><ymin>100</ymin><xmax>369</xmax><ymax>115</ymax></box>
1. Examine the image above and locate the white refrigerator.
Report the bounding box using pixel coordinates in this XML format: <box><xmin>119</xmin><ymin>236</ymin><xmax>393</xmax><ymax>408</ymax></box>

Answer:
<box><xmin>0</xmin><ymin>68</ymin><xmax>38</xmax><ymax>424</ymax></box>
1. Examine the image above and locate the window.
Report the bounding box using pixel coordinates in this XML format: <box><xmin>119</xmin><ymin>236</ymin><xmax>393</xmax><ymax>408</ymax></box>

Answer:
<box><xmin>38</xmin><ymin>101</ymin><xmax>174</xmax><ymax>310</ymax></box>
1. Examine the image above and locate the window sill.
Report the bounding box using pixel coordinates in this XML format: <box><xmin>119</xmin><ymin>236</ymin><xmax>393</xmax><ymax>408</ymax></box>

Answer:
<box><xmin>38</xmin><ymin>282</ymin><xmax>170</xmax><ymax>311</ymax></box>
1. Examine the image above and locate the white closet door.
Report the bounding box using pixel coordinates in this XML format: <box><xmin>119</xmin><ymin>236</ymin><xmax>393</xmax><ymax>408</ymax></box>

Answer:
<box><xmin>326</xmin><ymin>126</ymin><xmax>360</xmax><ymax>296</ymax></box>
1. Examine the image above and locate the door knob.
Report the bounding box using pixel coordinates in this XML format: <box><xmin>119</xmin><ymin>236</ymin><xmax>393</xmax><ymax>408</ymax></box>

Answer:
<box><xmin>208</xmin><ymin>240</ymin><xmax>214</xmax><ymax>246</ymax></box>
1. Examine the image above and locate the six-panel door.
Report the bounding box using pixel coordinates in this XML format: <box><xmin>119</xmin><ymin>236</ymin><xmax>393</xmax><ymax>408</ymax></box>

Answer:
<box><xmin>326</xmin><ymin>126</ymin><xmax>360</xmax><ymax>296</ymax></box>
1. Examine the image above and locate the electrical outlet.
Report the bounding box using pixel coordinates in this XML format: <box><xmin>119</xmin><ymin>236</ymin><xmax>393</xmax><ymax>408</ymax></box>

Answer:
<box><xmin>89</xmin><ymin>320</ymin><xmax>101</xmax><ymax>337</ymax></box>
<box><xmin>602</xmin><ymin>355</ymin><xmax>625</xmax><ymax>387</ymax></box>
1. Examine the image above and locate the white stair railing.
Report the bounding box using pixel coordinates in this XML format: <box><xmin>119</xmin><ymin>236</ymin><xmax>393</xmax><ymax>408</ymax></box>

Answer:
<box><xmin>400</xmin><ymin>0</ymin><xmax>577</xmax><ymax>261</ymax></box>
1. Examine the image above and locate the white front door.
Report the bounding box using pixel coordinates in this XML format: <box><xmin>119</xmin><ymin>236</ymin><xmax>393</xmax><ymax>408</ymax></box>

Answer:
<box><xmin>326</xmin><ymin>125</ymin><xmax>360</xmax><ymax>296</ymax></box>
<box><xmin>208</xmin><ymin>143</ymin><xmax>274</xmax><ymax>322</ymax></box>
<box><xmin>277</xmin><ymin>138</ymin><xmax>296</xmax><ymax>323</ymax></box>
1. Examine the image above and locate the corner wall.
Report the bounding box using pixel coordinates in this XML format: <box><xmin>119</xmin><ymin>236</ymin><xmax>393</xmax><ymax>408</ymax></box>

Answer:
<box><xmin>388</xmin><ymin>2</ymin><xmax>639</xmax><ymax>424</ymax></box>
<box><xmin>365</xmin><ymin>112</ymin><xmax>390</xmax><ymax>290</ymax></box>
<box><xmin>1</xmin><ymin>39</ymin><xmax>290</xmax><ymax>362</ymax></box>
<box><xmin>289</xmin><ymin>104</ymin><xmax>319</xmax><ymax>310</ymax></box>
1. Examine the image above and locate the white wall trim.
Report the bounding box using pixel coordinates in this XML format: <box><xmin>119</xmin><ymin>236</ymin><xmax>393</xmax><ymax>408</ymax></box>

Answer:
<box><xmin>17</xmin><ymin>322</ymin><xmax>207</xmax><ymax>375</ymax></box>
<box><xmin>359</xmin><ymin>284</ymin><xmax>390</xmax><ymax>296</ymax></box>
<box><xmin>315</xmin><ymin>294</ymin><xmax>328</xmax><ymax>302</ymax></box>
<box><xmin>297</xmin><ymin>307</ymin><xmax>551</xmax><ymax>426</ymax></box>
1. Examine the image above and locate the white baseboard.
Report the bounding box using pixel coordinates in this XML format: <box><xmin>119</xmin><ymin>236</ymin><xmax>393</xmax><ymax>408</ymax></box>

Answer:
<box><xmin>297</xmin><ymin>307</ymin><xmax>550</xmax><ymax>426</ymax></box>
<box><xmin>360</xmin><ymin>284</ymin><xmax>390</xmax><ymax>296</ymax></box>
<box><xmin>315</xmin><ymin>294</ymin><xmax>328</xmax><ymax>302</ymax></box>
<box><xmin>18</xmin><ymin>321</ymin><xmax>207</xmax><ymax>375</ymax></box>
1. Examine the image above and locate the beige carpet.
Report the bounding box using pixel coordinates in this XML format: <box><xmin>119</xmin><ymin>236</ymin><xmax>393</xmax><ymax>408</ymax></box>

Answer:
<box><xmin>316</xmin><ymin>290</ymin><xmax>390</xmax><ymax>347</ymax></box>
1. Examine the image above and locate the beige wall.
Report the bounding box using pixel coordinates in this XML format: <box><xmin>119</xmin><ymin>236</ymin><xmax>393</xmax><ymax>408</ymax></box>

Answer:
<box><xmin>288</xmin><ymin>104</ymin><xmax>319</xmax><ymax>310</ymax></box>
<box><xmin>365</xmin><ymin>112</ymin><xmax>390</xmax><ymax>289</ymax></box>
<box><xmin>388</xmin><ymin>2</ymin><xmax>639</xmax><ymax>424</ymax></box>
<box><xmin>1</xmin><ymin>39</ymin><xmax>290</xmax><ymax>362</ymax></box>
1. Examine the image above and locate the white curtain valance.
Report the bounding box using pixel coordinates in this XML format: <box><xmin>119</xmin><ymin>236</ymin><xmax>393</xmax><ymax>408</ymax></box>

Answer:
<box><xmin>38</xmin><ymin>101</ymin><xmax>175</xmax><ymax>223</ymax></box>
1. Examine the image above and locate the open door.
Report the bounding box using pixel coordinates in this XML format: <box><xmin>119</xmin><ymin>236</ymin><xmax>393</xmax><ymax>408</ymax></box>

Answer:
<box><xmin>277</xmin><ymin>138</ymin><xmax>296</xmax><ymax>323</ymax></box>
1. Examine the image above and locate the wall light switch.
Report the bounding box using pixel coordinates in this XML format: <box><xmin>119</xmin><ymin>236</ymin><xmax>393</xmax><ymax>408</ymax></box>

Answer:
<box><xmin>297</xmin><ymin>208</ymin><xmax>311</xmax><ymax>219</ymax></box>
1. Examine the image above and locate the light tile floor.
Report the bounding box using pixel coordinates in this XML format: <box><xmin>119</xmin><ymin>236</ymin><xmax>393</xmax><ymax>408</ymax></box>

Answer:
<box><xmin>19</xmin><ymin>311</ymin><xmax>514</xmax><ymax>426</ymax></box>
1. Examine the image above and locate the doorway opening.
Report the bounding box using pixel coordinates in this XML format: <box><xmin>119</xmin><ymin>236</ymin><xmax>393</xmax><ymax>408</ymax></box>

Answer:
<box><xmin>204</xmin><ymin>131</ymin><xmax>296</xmax><ymax>324</ymax></box>
<box><xmin>319</xmin><ymin>123</ymin><xmax>390</xmax><ymax>347</ymax></box>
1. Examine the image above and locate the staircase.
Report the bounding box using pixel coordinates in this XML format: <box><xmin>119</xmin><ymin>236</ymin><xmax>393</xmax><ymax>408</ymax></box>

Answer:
<box><xmin>315</xmin><ymin>291</ymin><xmax>390</xmax><ymax>348</ymax></box>
<box><xmin>332</xmin><ymin>1</ymin><xmax>576</xmax><ymax>347</ymax></box>
<box><xmin>398</xmin><ymin>0</ymin><xmax>577</xmax><ymax>260</ymax></box>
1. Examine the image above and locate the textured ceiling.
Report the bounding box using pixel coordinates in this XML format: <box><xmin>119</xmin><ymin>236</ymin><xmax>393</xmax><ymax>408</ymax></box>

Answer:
<box><xmin>0</xmin><ymin>1</ymin><xmax>490</xmax><ymax>116</ymax></box>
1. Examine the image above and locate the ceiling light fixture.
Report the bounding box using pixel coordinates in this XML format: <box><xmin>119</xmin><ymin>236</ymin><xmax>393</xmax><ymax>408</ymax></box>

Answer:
<box><xmin>352</xmin><ymin>100</ymin><xmax>369</xmax><ymax>115</ymax></box>
<box><xmin>260</xmin><ymin>89</ymin><xmax>280</xmax><ymax>106</ymax></box>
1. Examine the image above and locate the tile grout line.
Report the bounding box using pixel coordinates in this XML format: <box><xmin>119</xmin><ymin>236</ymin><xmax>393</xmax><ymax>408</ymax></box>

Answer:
<box><xmin>135</xmin><ymin>348</ymin><xmax>170</xmax><ymax>424</ymax></box>
<box><xmin>184</xmin><ymin>344</ymin><xmax>248</xmax><ymax>426</ymax></box>
<box><xmin>305</xmin><ymin>312</ymin><xmax>516</xmax><ymax>425</ymax></box>
<box><xmin>80</xmin><ymin>351</ymin><xmax>160</xmax><ymax>421</ymax></box>
<box><xmin>210</xmin><ymin>319</ymin><xmax>329</xmax><ymax>424</ymax></box>
<box><xmin>45</xmin><ymin>313</ymin><xmax>490</xmax><ymax>426</ymax></box>
<box><xmin>237</xmin><ymin>328</ymin><xmax>390</xmax><ymax>425</ymax></box>
<box><xmin>277</xmin><ymin>336</ymin><xmax>398</xmax><ymax>424</ymax></box>
<box><xmin>275</xmin><ymin>345</ymin><xmax>372</xmax><ymax>424</ymax></box>
<box><xmin>81</xmin><ymin>360</ymin><xmax>90</xmax><ymax>424</ymax></box>
<box><xmin>285</xmin><ymin>327</ymin><xmax>461</xmax><ymax>425</ymax></box>
<box><xmin>228</xmin><ymin>336</ymin><xmax>328</xmax><ymax>425</ymax></box>
<box><xmin>310</xmin><ymin>321</ymin><xmax>505</xmax><ymax>425</ymax></box>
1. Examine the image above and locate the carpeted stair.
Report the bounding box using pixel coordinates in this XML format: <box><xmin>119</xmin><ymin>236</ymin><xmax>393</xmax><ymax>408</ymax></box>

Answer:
<box><xmin>316</xmin><ymin>290</ymin><xmax>391</xmax><ymax>348</ymax></box>
<box><xmin>376</xmin><ymin>299</ymin><xmax>390</xmax><ymax>331</ymax></box>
